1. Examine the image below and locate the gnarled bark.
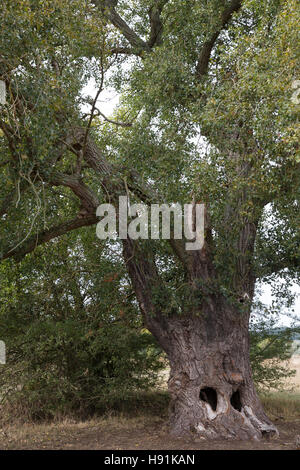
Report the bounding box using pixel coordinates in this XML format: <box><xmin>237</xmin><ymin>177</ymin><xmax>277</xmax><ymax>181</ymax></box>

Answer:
<box><xmin>123</xmin><ymin>237</ymin><xmax>278</xmax><ymax>441</ymax></box>
<box><xmin>166</xmin><ymin>311</ymin><xmax>278</xmax><ymax>440</ymax></box>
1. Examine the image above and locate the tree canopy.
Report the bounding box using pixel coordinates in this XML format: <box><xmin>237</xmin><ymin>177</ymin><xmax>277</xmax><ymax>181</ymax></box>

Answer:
<box><xmin>0</xmin><ymin>0</ymin><xmax>299</xmax><ymax>440</ymax></box>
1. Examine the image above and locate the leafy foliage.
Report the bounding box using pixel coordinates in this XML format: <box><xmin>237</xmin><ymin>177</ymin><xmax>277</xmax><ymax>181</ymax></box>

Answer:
<box><xmin>0</xmin><ymin>232</ymin><xmax>163</xmax><ymax>420</ymax></box>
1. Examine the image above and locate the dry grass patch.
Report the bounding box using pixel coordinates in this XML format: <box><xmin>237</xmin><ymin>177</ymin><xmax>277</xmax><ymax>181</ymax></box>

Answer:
<box><xmin>261</xmin><ymin>392</ymin><xmax>300</xmax><ymax>420</ymax></box>
<box><xmin>0</xmin><ymin>390</ymin><xmax>299</xmax><ymax>450</ymax></box>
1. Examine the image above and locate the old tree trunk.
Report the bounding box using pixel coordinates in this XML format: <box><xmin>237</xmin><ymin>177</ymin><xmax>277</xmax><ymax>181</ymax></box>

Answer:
<box><xmin>166</xmin><ymin>310</ymin><xmax>277</xmax><ymax>440</ymax></box>
<box><xmin>123</xmin><ymin>223</ymin><xmax>278</xmax><ymax>441</ymax></box>
<box><xmin>147</xmin><ymin>305</ymin><xmax>278</xmax><ymax>441</ymax></box>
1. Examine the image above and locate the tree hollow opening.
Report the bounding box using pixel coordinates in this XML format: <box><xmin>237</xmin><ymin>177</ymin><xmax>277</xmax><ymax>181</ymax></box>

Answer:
<box><xmin>199</xmin><ymin>387</ymin><xmax>217</xmax><ymax>411</ymax></box>
<box><xmin>230</xmin><ymin>389</ymin><xmax>242</xmax><ymax>412</ymax></box>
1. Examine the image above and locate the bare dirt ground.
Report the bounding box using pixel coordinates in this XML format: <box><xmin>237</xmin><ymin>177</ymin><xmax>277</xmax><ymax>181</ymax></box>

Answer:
<box><xmin>0</xmin><ymin>416</ymin><xmax>300</xmax><ymax>450</ymax></box>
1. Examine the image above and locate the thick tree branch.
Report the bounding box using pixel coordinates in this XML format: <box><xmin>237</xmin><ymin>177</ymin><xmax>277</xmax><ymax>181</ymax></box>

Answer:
<box><xmin>0</xmin><ymin>214</ymin><xmax>98</xmax><ymax>262</ymax></box>
<box><xmin>93</xmin><ymin>0</ymin><xmax>150</xmax><ymax>54</ymax></box>
<box><xmin>1</xmin><ymin>125</ymin><xmax>203</xmax><ymax>276</ymax></box>
<box><xmin>93</xmin><ymin>0</ymin><xmax>169</xmax><ymax>55</ymax></box>
<box><xmin>148</xmin><ymin>0</ymin><xmax>169</xmax><ymax>48</ymax></box>
<box><xmin>47</xmin><ymin>170</ymin><xmax>100</xmax><ymax>212</ymax></box>
<box><xmin>195</xmin><ymin>0</ymin><xmax>242</xmax><ymax>79</ymax></box>
<box><xmin>122</xmin><ymin>237</ymin><xmax>172</xmax><ymax>352</ymax></box>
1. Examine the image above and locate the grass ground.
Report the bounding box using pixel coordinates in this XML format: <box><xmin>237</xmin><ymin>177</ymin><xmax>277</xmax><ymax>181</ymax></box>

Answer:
<box><xmin>0</xmin><ymin>391</ymin><xmax>299</xmax><ymax>450</ymax></box>
<box><xmin>261</xmin><ymin>392</ymin><xmax>300</xmax><ymax>420</ymax></box>
<box><xmin>1</xmin><ymin>353</ymin><xmax>299</xmax><ymax>450</ymax></box>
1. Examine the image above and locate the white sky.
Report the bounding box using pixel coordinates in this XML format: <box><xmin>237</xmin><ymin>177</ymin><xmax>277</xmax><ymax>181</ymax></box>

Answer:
<box><xmin>81</xmin><ymin>79</ymin><xmax>120</xmax><ymax>117</ymax></box>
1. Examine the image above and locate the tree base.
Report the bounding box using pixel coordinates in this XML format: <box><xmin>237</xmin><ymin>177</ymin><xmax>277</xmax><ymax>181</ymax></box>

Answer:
<box><xmin>169</xmin><ymin>400</ymin><xmax>278</xmax><ymax>441</ymax></box>
<box><xmin>168</xmin><ymin>375</ymin><xmax>279</xmax><ymax>440</ymax></box>
<box><xmin>166</xmin><ymin>316</ymin><xmax>279</xmax><ymax>441</ymax></box>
